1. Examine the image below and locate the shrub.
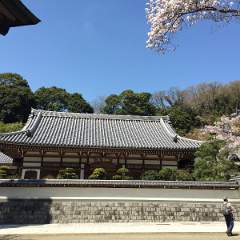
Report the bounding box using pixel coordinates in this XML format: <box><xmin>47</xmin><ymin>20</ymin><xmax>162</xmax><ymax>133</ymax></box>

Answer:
<box><xmin>112</xmin><ymin>167</ymin><xmax>133</xmax><ymax>180</ymax></box>
<box><xmin>57</xmin><ymin>168</ymin><xmax>78</xmax><ymax>179</ymax></box>
<box><xmin>112</xmin><ymin>174</ymin><xmax>122</xmax><ymax>180</ymax></box>
<box><xmin>141</xmin><ymin>170</ymin><xmax>160</xmax><ymax>180</ymax></box>
<box><xmin>159</xmin><ymin>168</ymin><xmax>177</xmax><ymax>181</ymax></box>
<box><xmin>176</xmin><ymin>170</ymin><xmax>194</xmax><ymax>181</ymax></box>
<box><xmin>89</xmin><ymin>168</ymin><xmax>107</xmax><ymax>180</ymax></box>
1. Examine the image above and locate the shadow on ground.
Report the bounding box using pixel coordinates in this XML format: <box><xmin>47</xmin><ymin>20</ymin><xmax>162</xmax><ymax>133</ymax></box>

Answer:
<box><xmin>0</xmin><ymin>235</ymin><xmax>32</xmax><ymax>240</ymax></box>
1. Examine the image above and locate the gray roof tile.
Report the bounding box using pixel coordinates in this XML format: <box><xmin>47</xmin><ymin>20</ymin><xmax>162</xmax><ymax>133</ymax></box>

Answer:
<box><xmin>0</xmin><ymin>109</ymin><xmax>202</xmax><ymax>151</ymax></box>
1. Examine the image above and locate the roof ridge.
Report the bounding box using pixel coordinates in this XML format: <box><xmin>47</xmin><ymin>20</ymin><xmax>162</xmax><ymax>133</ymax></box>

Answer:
<box><xmin>159</xmin><ymin>118</ymin><xmax>204</xmax><ymax>144</ymax></box>
<box><xmin>0</xmin><ymin>129</ymin><xmax>27</xmax><ymax>137</ymax></box>
<box><xmin>31</xmin><ymin>109</ymin><xmax>170</xmax><ymax>122</ymax></box>
<box><xmin>25</xmin><ymin>111</ymin><xmax>42</xmax><ymax>137</ymax></box>
<box><xmin>0</xmin><ymin>110</ymin><xmax>42</xmax><ymax>137</ymax></box>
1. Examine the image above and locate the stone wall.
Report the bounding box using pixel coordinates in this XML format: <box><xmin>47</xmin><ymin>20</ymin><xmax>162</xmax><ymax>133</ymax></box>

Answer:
<box><xmin>0</xmin><ymin>199</ymin><xmax>240</xmax><ymax>224</ymax></box>
<box><xmin>0</xmin><ymin>186</ymin><xmax>239</xmax><ymax>224</ymax></box>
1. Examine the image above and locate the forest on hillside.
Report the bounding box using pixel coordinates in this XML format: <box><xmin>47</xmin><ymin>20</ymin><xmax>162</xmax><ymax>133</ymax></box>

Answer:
<box><xmin>1</xmin><ymin>72</ymin><xmax>240</xmax><ymax>137</ymax></box>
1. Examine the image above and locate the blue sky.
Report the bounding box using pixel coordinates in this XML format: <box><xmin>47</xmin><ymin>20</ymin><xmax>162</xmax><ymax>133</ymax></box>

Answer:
<box><xmin>1</xmin><ymin>0</ymin><xmax>240</xmax><ymax>103</ymax></box>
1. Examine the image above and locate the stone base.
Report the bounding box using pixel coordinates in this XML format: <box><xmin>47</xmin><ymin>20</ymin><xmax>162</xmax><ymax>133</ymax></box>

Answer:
<box><xmin>0</xmin><ymin>199</ymin><xmax>239</xmax><ymax>224</ymax></box>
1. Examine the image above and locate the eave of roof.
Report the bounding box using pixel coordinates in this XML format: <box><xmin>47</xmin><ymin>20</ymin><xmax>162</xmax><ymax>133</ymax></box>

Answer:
<box><xmin>0</xmin><ymin>0</ymin><xmax>40</xmax><ymax>35</ymax></box>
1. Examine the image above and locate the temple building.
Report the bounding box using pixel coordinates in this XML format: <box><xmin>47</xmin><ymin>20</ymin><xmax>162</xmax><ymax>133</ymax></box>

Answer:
<box><xmin>0</xmin><ymin>109</ymin><xmax>202</xmax><ymax>179</ymax></box>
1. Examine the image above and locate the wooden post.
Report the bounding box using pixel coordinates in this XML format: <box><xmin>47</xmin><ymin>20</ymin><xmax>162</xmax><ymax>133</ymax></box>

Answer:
<box><xmin>101</xmin><ymin>152</ymin><xmax>104</xmax><ymax>163</ymax></box>
<box><xmin>116</xmin><ymin>153</ymin><xmax>120</xmax><ymax>166</ymax></box>
<box><xmin>123</xmin><ymin>153</ymin><xmax>128</xmax><ymax>168</ymax></box>
<box><xmin>141</xmin><ymin>153</ymin><xmax>146</xmax><ymax>172</ymax></box>
<box><xmin>78</xmin><ymin>151</ymin><xmax>82</xmax><ymax>168</ymax></box>
<box><xmin>159</xmin><ymin>153</ymin><xmax>163</xmax><ymax>170</ymax></box>
<box><xmin>86</xmin><ymin>151</ymin><xmax>90</xmax><ymax>165</ymax></box>
<box><xmin>60</xmin><ymin>150</ymin><xmax>63</xmax><ymax>167</ymax></box>
<box><xmin>41</xmin><ymin>150</ymin><xmax>44</xmax><ymax>167</ymax></box>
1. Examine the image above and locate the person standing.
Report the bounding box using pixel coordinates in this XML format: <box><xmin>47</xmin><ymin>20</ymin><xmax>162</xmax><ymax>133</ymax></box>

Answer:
<box><xmin>223</xmin><ymin>198</ymin><xmax>234</xmax><ymax>236</ymax></box>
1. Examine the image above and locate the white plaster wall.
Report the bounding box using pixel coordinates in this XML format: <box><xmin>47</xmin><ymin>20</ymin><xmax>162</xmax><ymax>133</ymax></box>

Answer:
<box><xmin>162</xmin><ymin>160</ymin><xmax>177</xmax><ymax>166</ymax></box>
<box><xmin>0</xmin><ymin>187</ymin><xmax>239</xmax><ymax>201</ymax></box>
<box><xmin>24</xmin><ymin>157</ymin><xmax>41</xmax><ymax>162</ymax></box>
<box><xmin>145</xmin><ymin>160</ymin><xmax>160</xmax><ymax>165</ymax></box>
<box><xmin>127</xmin><ymin>160</ymin><xmax>143</xmax><ymax>164</ymax></box>
<box><xmin>23</xmin><ymin>162</ymin><xmax>41</xmax><ymax>167</ymax></box>
<box><xmin>43</xmin><ymin>157</ymin><xmax>61</xmax><ymax>162</ymax></box>
<box><xmin>62</xmin><ymin>158</ymin><xmax>79</xmax><ymax>163</ymax></box>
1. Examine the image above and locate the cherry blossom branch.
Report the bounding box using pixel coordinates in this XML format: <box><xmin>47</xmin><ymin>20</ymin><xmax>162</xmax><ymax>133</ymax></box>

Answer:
<box><xmin>146</xmin><ymin>0</ymin><xmax>240</xmax><ymax>53</ymax></box>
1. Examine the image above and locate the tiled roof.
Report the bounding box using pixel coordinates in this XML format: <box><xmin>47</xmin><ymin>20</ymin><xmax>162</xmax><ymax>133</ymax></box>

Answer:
<box><xmin>0</xmin><ymin>152</ymin><xmax>13</xmax><ymax>164</ymax></box>
<box><xmin>0</xmin><ymin>109</ymin><xmax>202</xmax><ymax>151</ymax></box>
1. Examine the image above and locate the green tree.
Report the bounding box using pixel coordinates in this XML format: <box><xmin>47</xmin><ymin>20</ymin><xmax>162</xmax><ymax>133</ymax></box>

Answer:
<box><xmin>0</xmin><ymin>73</ymin><xmax>35</xmax><ymax>123</ymax></box>
<box><xmin>68</xmin><ymin>93</ymin><xmax>93</xmax><ymax>113</ymax></box>
<box><xmin>57</xmin><ymin>168</ymin><xmax>79</xmax><ymax>179</ymax></box>
<box><xmin>89</xmin><ymin>168</ymin><xmax>107</xmax><ymax>180</ymax></box>
<box><xmin>102</xmin><ymin>90</ymin><xmax>156</xmax><ymax>116</ymax></box>
<box><xmin>34</xmin><ymin>87</ymin><xmax>93</xmax><ymax>113</ymax></box>
<box><xmin>34</xmin><ymin>87</ymin><xmax>69</xmax><ymax>111</ymax></box>
<box><xmin>0</xmin><ymin>122</ymin><xmax>23</xmax><ymax>133</ymax></box>
<box><xmin>193</xmin><ymin>140</ymin><xmax>237</xmax><ymax>181</ymax></box>
<box><xmin>167</xmin><ymin>105</ymin><xmax>201</xmax><ymax>135</ymax></box>
<box><xmin>141</xmin><ymin>170</ymin><xmax>160</xmax><ymax>180</ymax></box>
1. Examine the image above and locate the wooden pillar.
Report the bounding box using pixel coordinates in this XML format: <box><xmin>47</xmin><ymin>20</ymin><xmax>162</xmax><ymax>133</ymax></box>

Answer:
<box><xmin>123</xmin><ymin>153</ymin><xmax>128</xmax><ymax>168</ymax></box>
<box><xmin>80</xmin><ymin>163</ymin><xmax>85</xmax><ymax>179</ymax></box>
<box><xmin>177</xmin><ymin>154</ymin><xmax>180</xmax><ymax>169</ymax></box>
<box><xmin>101</xmin><ymin>152</ymin><xmax>105</xmax><ymax>163</ymax></box>
<box><xmin>159</xmin><ymin>153</ymin><xmax>163</xmax><ymax>170</ymax></box>
<box><xmin>60</xmin><ymin>150</ymin><xmax>63</xmax><ymax>167</ymax></box>
<box><xmin>141</xmin><ymin>153</ymin><xmax>146</xmax><ymax>172</ymax></box>
<box><xmin>78</xmin><ymin>152</ymin><xmax>82</xmax><ymax>168</ymax></box>
<box><xmin>86</xmin><ymin>151</ymin><xmax>90</xmax><ymax>165</ymax></box>
<box><xmin>116</xmin><ymin>153</ymin><xmax>120</xmax><ymax>166</ymax></box>
<box><xmin>41</xmin><ymin>150</ymin><xmax>44</xmax><ymax>167</ymax></box>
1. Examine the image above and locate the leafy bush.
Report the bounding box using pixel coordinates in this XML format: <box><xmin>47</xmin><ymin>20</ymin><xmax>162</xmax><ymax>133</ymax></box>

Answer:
<box><xmin>57</xmin><ymin>168</ymin><xmax>78</xmax><ymax>179</ymax></box>
<box><xmin>112</xmin><ymin>174</ymin><xmax>122</xmax><ymax>180</ymax></box>
<box><xmin>89</xmin><ymin>168</ymin><xmax>107</xmax><ymax>180</ymax></box>
<box><xmin>112</xmin><ymin>167</ymin><xmax>132</xmax><ymax>180</ymax></box>
<box><xmin>159</xmin><ymin>168</ymin><xmax>177</xmax><ymax>181</ymax></box>
<box><xmin>176</xmin><ymin>170</ymin><xmax>194</xmax><ymax>181</ymax></box>
<box><xmin>141</xmin><ymin>170</ymin><xmax>160</xmax><ymax>180</ymax></box>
